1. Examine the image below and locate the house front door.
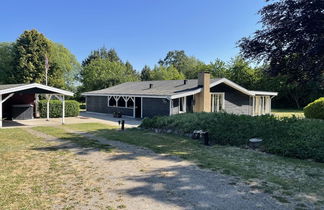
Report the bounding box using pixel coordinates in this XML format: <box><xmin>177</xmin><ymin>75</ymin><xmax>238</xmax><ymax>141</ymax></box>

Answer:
<box><xmin>135</xmin><ymin>97</ymin><xmax>142</xmax><ymax>118</ymax></box>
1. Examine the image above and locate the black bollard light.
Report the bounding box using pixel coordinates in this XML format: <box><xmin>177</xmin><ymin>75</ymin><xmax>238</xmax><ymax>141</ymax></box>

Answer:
<box><xmin>204</xmin><ymin>132</ymin><xmax>210</xmax><ymax>146</ymax></box>
<box><xmin>121</xmin><ymin>120</ymin><xmax>125</xmax><ymax>131</ymax></box>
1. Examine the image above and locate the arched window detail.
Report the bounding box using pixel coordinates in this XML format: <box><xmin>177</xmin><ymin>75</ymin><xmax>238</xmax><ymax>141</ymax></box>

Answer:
<box><xmin>118</xmin><ymin>97</ymin><xmax>126</xmax><ymax>107</ymax></box>
<box><xmin>108</xmin><ymin>96</ymin><xmax>135</xmax><ymax>108</ymax></box>
<box><xmin>108</xmin><ymin>96</ymin><xmax>116</xmax><ymax>107</ymax></box>
<box><xmin>127</xmin><ymin>99</ymin><xmax>134</xmax><ymax>108</ymax></box>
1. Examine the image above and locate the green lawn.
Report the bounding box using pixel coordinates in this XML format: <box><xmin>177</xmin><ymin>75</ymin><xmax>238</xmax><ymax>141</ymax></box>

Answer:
<box><xmin>64</xmin><ymin>123</ymin><xmax>324</xmax><ymax>208</ymax></box>
<box><xmin>272</xmin><ymin>108</ymin><xmax>304</xmax><ymax>118</ymax></box>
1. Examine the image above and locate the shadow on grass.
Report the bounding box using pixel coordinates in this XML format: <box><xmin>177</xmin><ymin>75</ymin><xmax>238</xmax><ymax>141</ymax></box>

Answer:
<box><xmin>30</xmin><ymin>126</ymin><xmax>310</xmax><ymax>209</ymax></box>
<box><xmin>32</xmin><ymin>128</ymin><xmax>113</xmax><ymax>155</ymax></box>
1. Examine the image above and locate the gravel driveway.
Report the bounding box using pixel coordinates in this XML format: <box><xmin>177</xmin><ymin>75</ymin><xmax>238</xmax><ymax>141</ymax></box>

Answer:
<box><xmin>26</xmin><ymin>127</ymin><xmax>291</xmax><ymax>210</ymax></box>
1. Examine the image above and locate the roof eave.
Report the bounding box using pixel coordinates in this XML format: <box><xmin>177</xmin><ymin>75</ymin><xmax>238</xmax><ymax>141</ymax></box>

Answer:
<box><xmin>0</xmin><ymin>83</ymin><xmax>74</xmax><ymax>96</ymax></box>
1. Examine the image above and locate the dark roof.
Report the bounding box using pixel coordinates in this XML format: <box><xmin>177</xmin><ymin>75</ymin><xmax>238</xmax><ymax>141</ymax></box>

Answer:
<box><xmin>83</xmin><ymin>79</ymin><xmax>221</xmax><ymax>97</ymax></box>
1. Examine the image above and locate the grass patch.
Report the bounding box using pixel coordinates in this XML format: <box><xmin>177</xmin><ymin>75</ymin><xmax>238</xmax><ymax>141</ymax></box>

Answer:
<box><xmin>32</xmin><ymin>126</ymin><xmax>112</xmax><ymax>152</ymax></box>
<box><xmin>272</xmin><ymin>108</ymin><xmax>304</xmax><ymax>118</ymax></box>
<box><xmin>0</xmin><ymin>128</ymin><xmax>81</xmax><ymax>209</ymax></box>
<box><xmin>65</xmin><ymin>122</ymin><xmax>324</xmax><ymax>208</ymax></box>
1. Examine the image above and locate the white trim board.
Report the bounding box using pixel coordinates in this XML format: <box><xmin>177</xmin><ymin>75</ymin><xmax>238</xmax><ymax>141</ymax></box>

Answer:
<box><xmin>0</xmin><ymin>83</ymin><xmax>73</xmax><ymax>96</ymax></box>
<box><xmin>82</xmin><ymin>93</ymin><xmax>170</xmax><ymax>99</ymax></box>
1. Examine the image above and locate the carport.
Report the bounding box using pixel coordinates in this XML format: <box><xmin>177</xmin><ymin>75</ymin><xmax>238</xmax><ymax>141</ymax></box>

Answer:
<box><xmin>0</xmin><ymin>83</ymin><xmax>74</xmax><ymax>128</ymax></box>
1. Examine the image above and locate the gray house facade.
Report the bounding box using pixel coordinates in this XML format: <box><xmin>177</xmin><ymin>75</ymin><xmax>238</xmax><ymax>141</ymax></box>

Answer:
<box><xmin>82</xmin><ymin>72</ymin><xmax>277</xmax><ymax>118</ymax></box>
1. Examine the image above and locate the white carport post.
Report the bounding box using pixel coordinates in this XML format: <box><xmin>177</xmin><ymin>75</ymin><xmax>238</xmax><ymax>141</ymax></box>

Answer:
<box><xmin>62</xmin><ymin>95</ymin><xmax>65</xmax><ymax>125</ymax></box>
<box><xmin>46</xmin><ymin>94</ymin><xmax>52</xmax><ymax>121</ymax></box>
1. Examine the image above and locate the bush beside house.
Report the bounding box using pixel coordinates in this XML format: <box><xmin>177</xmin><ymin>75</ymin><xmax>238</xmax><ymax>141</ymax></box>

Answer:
<box><xmin>304</xmin><ymin>97</ymin><xmax>324</xmax><ymax>120</ymax></box>
<box><xmin>140</xmin><ymin>112</ymin><xmax>324</xmax><ymax>162</ymax></box>
<box><xmin>39</xmin><ymin>100</ymin><xmax>80</xmax><ymax>118</ymax></box>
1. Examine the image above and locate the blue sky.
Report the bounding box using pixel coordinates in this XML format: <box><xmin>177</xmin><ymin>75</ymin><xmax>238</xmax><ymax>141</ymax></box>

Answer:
<box><xmin>0</xmin><ymin>0</ymin><xmax>266</xmax><ymax>71</ymax></box>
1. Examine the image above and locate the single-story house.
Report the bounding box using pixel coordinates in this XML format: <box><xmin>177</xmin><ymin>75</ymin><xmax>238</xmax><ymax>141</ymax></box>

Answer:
<box><xmin>0</xmin><ymin>83</ymin><xmax>74</xmax><ymax>128</ymax></box>
<box><xmin>82</xmin><ymin>72</ymin><xmax>277</xmax><ymax>118</ymax></box>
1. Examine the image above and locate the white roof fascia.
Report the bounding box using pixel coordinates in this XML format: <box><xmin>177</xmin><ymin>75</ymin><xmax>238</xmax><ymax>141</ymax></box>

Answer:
<box><xmin>0</xmin><ymin>83</ymin><xmax>74</xmax><ymax>96</ymax></box>
<box><xmin>82</xmin><ymin>93</ymin><xmax>169</xmax><ymax>99</ymax></box>
<box><xmin>250</xmin><ymin>91</ymin><xmax>278</xmax><ymax>96</ymax></box>
<box><xmin>170</xmin><ymin>88</ymin><xmax>202</xmax><ymax>99</ymax></box>
<box><xmin>210</xmin><ymin>78</ymin><xmax>254</xmax><ymax>96</ymax></box>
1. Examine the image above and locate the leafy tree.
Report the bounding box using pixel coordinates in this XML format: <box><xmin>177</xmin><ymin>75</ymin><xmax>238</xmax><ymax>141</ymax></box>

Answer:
<box><xmin>13</xmin><ymin>29</ymin><xmax>50</xmax><ymax>84</ymax></box>
<box><xmin>48</xmin><ymin>42</ymin><xmax>81</xmax><ymax>89</ymax></box>
<box><xmin>205</xmin><ymin>59</ymin><xmax>229</xmax><ymax>79</ymax></box>
<box><xmin>0</xmin><ymin>30</ymin><xmax>80</xmax><ymax>89</ymax></box>
<box><xmin>80</xmin><ymin>58</ymin><xmax>139</xmax><ymax>92</ymax></box>
<box><xmin>140</xmin><ymin>65</ymin><xmax>151</xmax><ymax>81</ymax></box>
<box><xmin>150</xmin><ymin>65</ymin><xmax>185</xmax><ymax>80</ymax></box>
<box><xmin>158</xmin><ymin>50</ymin><xmax>204</xmax><ymax>79</ymax></box>
<box><xmin>239</xmin><ymin>0</ymin><xmax>324</xmax><ymax>107</ymax></box>
<box><xmin>0</xmin><ymin>42</ymin><xmax>15</xmax><ymax>84</ymax></box>
<box><xmin>82</xmin><ymin>47</ymin><xmax>121</xmax><ymax>66</ymax></box>
<box><xmin>226</xmin><ymin>56</ymin><xmax>262</xmax><ymax>90</ymax></box>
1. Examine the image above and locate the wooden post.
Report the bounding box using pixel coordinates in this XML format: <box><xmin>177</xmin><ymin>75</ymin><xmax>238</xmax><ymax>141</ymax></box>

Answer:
<box><xmin>62</xmin><ymin>95</ymin><xmax>65</xmax><ymax>125</ymax></box>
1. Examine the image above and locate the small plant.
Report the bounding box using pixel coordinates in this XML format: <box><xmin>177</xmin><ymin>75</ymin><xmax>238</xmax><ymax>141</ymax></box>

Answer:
<box><xmin>303</xmin><ymin>97</ymin><xmax>324</xmax><ymax>120</ymax></box>
<box><xmin>113</xmin><ymin>112</ymin><xmax>122</xmax><ymax>118</ymax></box>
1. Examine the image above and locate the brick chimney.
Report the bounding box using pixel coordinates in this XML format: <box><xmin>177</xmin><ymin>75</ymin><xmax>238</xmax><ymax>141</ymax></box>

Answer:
<box><xmin>195</xmin><ymin>72</ymin><xmax>211</xmax><ymax>112</ymax></box>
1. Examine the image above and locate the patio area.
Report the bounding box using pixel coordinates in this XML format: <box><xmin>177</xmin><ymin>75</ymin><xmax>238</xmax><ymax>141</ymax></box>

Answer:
<box><xmin>2</xmin><ymin>111</ymin><xmax>142</xmax><ymax>128</ymax></box>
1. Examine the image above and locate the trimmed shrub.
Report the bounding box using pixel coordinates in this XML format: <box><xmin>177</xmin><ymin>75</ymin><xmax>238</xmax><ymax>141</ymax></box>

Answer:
<box><xmin>304</xmin><ymin>97</ymin><xmax>324</xmax><ymax>119</ymax></box>
<box><xmin>39</xmin><ymin>100</ymin><xmax>80</xmax><ymax>118</ymax></box>
<box><xmin>140</xmin><ymin>112</ymin><xmax>324</xmax><ymax>162</ymax></box>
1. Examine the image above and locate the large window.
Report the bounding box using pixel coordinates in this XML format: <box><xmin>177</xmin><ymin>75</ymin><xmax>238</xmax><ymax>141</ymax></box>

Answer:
<box><xmin>108</xmin><ymin>96</ymin><xmax>134</xmax><ymax>108</ymax></box>
<box><xmin>253</xmin><ymin>96</ymin><xmax>270</xmax><ymax>115</ymax></box>
<box><xmin>211</xmin><ymin>93</ymin><xmax>225</xmax><ymax>112</ymax></box>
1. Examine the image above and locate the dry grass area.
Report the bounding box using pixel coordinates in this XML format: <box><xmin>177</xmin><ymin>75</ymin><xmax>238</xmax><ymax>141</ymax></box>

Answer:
<box><xmin>0</xmin><ymin>127</ymin><xmax>117</xmax><ymax>209</ymax></box>
<box><xmin>66</xmin><ymin>123</ymin><xmax>324</xmax><ymax>209</ymax></box>
<box><xmin>1</xmin><ymin>123</ymin><xmax>323</xmax><ymax>209</ymax></box>
<box><xmin>272</xmin><ymin>108</ymin><xmax>304</xmax><ymax>118</ymax></box>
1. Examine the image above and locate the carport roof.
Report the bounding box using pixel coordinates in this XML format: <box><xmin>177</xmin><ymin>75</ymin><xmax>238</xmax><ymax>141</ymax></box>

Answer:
<box><xmin>0</xmin><ymin>83</ymin><xmax>74</xmax><ymax>96</ymax></box>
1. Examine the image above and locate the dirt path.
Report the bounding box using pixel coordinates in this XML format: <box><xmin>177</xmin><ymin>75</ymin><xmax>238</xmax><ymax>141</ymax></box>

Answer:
<box><xmin>25</xmin><ymin>127</ymin><xmax>291</xmax><ymax>210</ymax></box>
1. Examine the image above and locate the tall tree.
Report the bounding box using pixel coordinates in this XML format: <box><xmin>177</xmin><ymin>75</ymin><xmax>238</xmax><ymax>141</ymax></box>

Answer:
<box><xmin>140</xmin><ymin>65</ymin><xmax>152</xmax><ymax>81</ymax></box>
<box><xmin>13</xmin><ymin>29</ymin><xmax>50</xmax><ymax>84</ymax></box>
<box><xmin>158</xmin><ymin>50</ymin><xmax>204</xmax><ymax>79</ymax></box>
<box><xmin>239</xmin><ymin>0</ymin><xmax>324</xmax><ymax>107</ymax></box>
<box><xmin>80</xmin><ymin>58</ymin><xmax>138</xmax><ymax>91</ymax></box>
<box><xmin>48</xmin><ymin>42</ymin><xmax>81</xmax><ymax>89</ymax></box>
<box><xmin>0</xmin><ymin>42</ymin><xmax>15</xmax><ymax>84</ymax></box>
<box><xmin>0</xmin><ymin>30</ymin><xmax>80</xmax><ymax>89</ymax></box>
<box><xmin>226</xmin><ymin>56</ymin><xmax>262</xmax><ymax>90</ymax></box>
<box><xmin>150</xmin><ymin>65</ymin><xmax>185</xmax><ymax>80</ymax></box>
<box><xmin>82</xmin><ymin>47</ymin><xmax>121</xmax><ymax>66</ymax></box>
<box><xmin>208</xmin><ymin>59</ymin><xmax>229</xmax><ymax>79</ymax></box>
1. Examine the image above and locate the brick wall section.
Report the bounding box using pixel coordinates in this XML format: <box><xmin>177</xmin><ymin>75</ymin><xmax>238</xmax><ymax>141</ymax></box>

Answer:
<box><xmin>211</xmin><ymin>84</ymin><xmax>252</xmax><ymax>115</ymax></box>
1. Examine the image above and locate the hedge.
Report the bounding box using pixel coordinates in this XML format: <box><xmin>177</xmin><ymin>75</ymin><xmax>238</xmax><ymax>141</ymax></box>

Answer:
<box><xmin>140</xmin><ymin>112</ymin><xmax>324</xmax><ymax>162</ymax></box>
<box><xmin>304</xmin><ymin>97</ymin><xmax>324</xmax><ymax>120</ymax></box>
<box><xmin>39</xmin><ymin>100</ymin><xmax>80</xmax><ymax>118</ymax></box>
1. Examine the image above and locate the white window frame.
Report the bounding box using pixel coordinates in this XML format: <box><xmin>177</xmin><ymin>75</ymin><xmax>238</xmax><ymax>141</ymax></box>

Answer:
<box><xmin>211</xmin><ymin>92</ymin><xmax>225</xmax><ymax>112</ymax></box>
<box><xmin>179</xmin><ymin>97</ymin><xmax>186</xmax><ymax>113</ymax></box>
